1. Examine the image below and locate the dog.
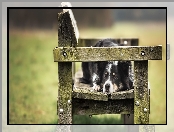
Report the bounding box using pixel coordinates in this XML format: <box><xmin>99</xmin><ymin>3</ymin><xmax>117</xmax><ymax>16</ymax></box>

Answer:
<box><xmin>79</xmin><ymin>39</ymin><xmax>133</xmax><ymax>94</ymax></box>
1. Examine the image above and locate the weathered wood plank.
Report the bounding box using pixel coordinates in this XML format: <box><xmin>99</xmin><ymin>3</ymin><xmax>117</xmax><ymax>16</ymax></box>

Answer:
<box><xmin>134</xmin><ymin>61</ymin><xmax>149</xmax><ymax>124</ymax></box>
<box><xmin>110</xmin><ymin>89</ymin><xmax>134</xmax><ymax>100</ymax></box>
<box><xmin>73</xmin><ymin>87</ymin><xmax>108</xmax><ymax>101</ymax></box>
<box><xmin>53</xmin><ymin>46</ymin><xmax>162</xmax><ymax>62</ymax></box>
<box><xmin>73</xmin><ymin>87</ymin><xmax>134</xmax><ymax>101</ymax></box>
<box><xmin>57</xmin><ymin>8</ymin><xmax>78</xmax><ymax>124</ymax></box>
<box><xmin>121</xmin><ymin>38</ymin><xmax>138</xmax><ymax>125</ymax></box>
<box><xmin>58</xmin><ymin>63</ymin><xmax>72</xmax><ymax>124</ymax></box>
<box><xmin>72</xmin><ymin>98</ymin><xmax>134</xmax><ymax>115</ymax></box>
<box><xmin>57</xmin><ymin>12</ymin><xmax>77</xmax><ymax>48</ymax></box>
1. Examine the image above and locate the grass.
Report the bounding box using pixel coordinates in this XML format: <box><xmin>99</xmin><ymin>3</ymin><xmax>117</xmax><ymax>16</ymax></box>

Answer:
<box><xmin>9</xmin><ymin>30</ymin><xmax>58</xmax><ymax>124</ymax></box>
<box><xmin>9</xmin><ymin>21</ymin><xmax>166</xmax><ymax>124</ymax></box>
<box><xmin>73</xmin><ymin>114</ymin><xmax>122</xmax><ymax>124</ymax></box>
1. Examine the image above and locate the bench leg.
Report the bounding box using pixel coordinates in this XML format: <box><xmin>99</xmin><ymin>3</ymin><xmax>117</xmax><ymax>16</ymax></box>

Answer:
<box><xmin>121</xmin><ymin>114</ymin><xmax>134</xmax><ymax>124</ymax></box>
<box><xmin>134</xmin><ymin>61</ymin><xmax>149</xmax><ymax>124</ymax></box>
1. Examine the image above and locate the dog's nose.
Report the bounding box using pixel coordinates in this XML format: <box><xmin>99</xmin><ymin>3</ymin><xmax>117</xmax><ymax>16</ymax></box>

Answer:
<box><xmin>105</xmin><ymin>83</ymin><xmax>110</xmax><ymax>92</ymax></box>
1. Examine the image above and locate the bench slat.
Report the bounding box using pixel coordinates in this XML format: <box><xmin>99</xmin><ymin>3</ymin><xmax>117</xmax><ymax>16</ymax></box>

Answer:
<box><xmin>73</xmin><ymin>98</ymin><xmax>134</xmax><ymax>115</ymax></box>
<box><xmin>53</xmin><ymin>46</ymin><xmax>162</xmax><ymax>62</ymax></box>
<box><xmin>73</xmin><ymin>88</ymin><xmax>134</xmax><ymax>101</ymax></box>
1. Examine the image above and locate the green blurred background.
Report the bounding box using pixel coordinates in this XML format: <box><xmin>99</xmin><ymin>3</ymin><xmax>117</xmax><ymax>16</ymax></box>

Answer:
<box><xmin>9</xmin><ymin>8</ymin><xmax>166</xmax><ymax>124</ymax></box>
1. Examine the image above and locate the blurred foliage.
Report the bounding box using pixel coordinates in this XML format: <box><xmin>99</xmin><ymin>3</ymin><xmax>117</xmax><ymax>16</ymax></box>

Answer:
<box><xmin>9</xmin><ymin>31</ymin><xmax>58</xmax><ymax>124</ymax></box>
<box><xmin>9</xmin><ymin>9</ymin><xmax>166</xmax><ymax>29</ymax></box>
<box><xmin>113</xmin><ymin>9</ymin><xmax>166</xmax><ymax>22</ymax></box>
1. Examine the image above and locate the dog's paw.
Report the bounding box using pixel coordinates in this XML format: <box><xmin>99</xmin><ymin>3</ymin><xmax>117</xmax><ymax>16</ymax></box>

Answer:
<box><xmin>92</xmin><ymin>84</ymin><xmax>101</xmax><ymax>92</ymax></box>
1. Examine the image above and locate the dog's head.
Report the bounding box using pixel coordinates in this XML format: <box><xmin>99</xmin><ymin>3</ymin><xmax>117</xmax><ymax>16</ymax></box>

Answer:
<box><xmin>102</xmin><ymin>61</ymin><xmax>122</xmax><ymax>94</ymax></box>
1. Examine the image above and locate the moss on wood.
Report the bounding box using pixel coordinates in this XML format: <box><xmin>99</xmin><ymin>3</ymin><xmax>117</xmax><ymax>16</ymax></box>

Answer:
<box><xmin>53</xmin><ymin>46</ymin><xmax>162</xmax><ymax>62</ymax></box>
<box><xmin>57</xmin><ymin>10</ymin><xmax>77</xmax><ymax>124</ymax></box>
<box><xmin>73</xmin><ymin>98</ymin><xmax>134</xmax><ymax>115</ymax></box>
<box><xmin>134</xmin><ymin>61</ymin><xmax>149</xmax><ymax>124</ymax></box>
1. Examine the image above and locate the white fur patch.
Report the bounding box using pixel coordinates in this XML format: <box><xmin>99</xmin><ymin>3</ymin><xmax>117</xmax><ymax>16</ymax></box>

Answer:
<box><xmin>103</xmin><ymin>79</ymin><xmax>114</xmax><ymax>94</ymax></box>
<box><xmin>92</xmin><ymin>73</ymin><xmax>97</xmax><ymax>82</ymax></box>
<box><xmin>113</xmin><ymin>61</ymin><xmax>118</xmax><ymax>66</ymax></box>
<box><xmin>113</xmin><ymin>83</ymin><xmax>118</xmax><ymax>92</ymax></box>
<box><xmin>106</xmin><ymin>64</ymin><xmax>112</xmax><ymax>73</ymax></box>
<box><xmin>92</xmin><ymin>83</ymin><xmax>100</xmax><ymax>91</ymax></box>
<box><xmin>92</xmin><ymin>73</ymin><xmax>100</xmax><ymax>91</ymax></box>
<box><xmin>92</xmin><ymin>83</ymin><xmax>97</xmax><ymax>90</ymax></box>
<box><xmin>103</xmin><ymin>63</ymin><xmax>114</xmax><ymax>94</ymax></box>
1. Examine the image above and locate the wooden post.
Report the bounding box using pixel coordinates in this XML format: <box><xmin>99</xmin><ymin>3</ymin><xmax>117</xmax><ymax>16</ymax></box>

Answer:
<box><xmin>57</xmin><ymin>9</ymin><xmax>78</xmax><ymax>124</ymax></box>
<box><xmin>134</xmin><ymin>61</ymin><xmax>149</xmax><ymax>124</ymax></box>
<box><xmin>121</xmin><ymin>114</ymin><xmax>134</xmax><ymax>124</ymax></box>
<box><xmin>121</xmin><ymin>38</ymin><xmax>138</xmax><ymax>124</ymax></box>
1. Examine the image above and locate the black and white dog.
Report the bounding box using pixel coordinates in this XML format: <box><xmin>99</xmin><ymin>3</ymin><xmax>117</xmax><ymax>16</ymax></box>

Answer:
<box><xmin>79</xmin><ymin>39</ymin><xmax>133</xmax><ymax>94</ymax></box>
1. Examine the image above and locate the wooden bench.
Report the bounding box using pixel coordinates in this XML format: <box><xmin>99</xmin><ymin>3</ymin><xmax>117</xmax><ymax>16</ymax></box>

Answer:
<box><xmin>53</xmin><ymin>8</ymin><xmax>162</xmax><ymax>126</ymax></box>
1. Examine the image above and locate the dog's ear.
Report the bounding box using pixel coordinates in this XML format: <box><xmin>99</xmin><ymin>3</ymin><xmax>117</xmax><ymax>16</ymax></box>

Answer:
<box><xmin>118</xmin><ymin>61</ymin><xmax>131</xmax><ymax>67</ymax></box>
<box><xmin>118</xmin><ymin>61</ymin><xmax>131</xmax><ymax>76</ymax></box>
<box><xmin>94</xmin><ymin>39</ymin><xmax>119</xmax><ymax>47</ymax></box>
<box><xmin>118</xmin><ymin>61</ymin><xmax>133</xmax><ymax>90</ymax></box>
<box><xmin>94</xmin><ymin>39</ymin><xmax>104</xmax><ymax>47</ymax></box>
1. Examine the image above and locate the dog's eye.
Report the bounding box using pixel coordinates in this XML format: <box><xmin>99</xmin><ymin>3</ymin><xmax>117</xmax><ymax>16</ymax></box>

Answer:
<box><xmin>113</xmin><ymin>74</ymin><xmax>118</xmax><ymax>79</ymax></box>
<box><xmin>104</xmin><ymin>72</ymin><xmax>108</xmax><ymax>76</ymax></box>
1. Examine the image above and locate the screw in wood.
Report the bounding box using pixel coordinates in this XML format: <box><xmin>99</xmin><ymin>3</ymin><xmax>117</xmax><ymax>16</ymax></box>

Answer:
<box><xmin>135</xmin><ymin>101</ymin><xmax>140</xmax><ymax>106</ymax></box>
<box><xmin>144</xmin><ymin>108</ymin><xmax>148</xmax><ymax>112</ymax></box>
<box><xmin>59</xmin><ymin>109</ymin><xmax>64</xmax><ymax>113</ymax></box>
<box><xmin>150</xmin><ymin>48</ymin><xmax>153</xmax><ymax>52</ymax></box>
<box><xmin>68</xmin><ymin>100</ymin><xmax>71</xmax><ymax>104</ymax></box>
<box><xmin>141</xmin><ymin>51</ymin><xmax>145</xmax><ymax>56</ymax></box>
<box><xmin>124</xmin><ymin>40</ymin><xmax>128</xmax><ymax>45</ymax></box>
<box><xmin>62</xmin><ymin>51</ymin><xmax>67</xmax><ymax>57</ymax></box>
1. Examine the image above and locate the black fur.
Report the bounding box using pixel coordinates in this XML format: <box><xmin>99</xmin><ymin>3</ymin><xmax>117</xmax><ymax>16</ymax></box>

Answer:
<box><xmin>79</xmin><ymin>39</ymin><xmax>133</xmax><ymax>93</ymax></box>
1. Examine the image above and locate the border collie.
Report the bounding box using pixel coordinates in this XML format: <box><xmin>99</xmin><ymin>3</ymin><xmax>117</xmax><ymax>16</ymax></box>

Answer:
<box><xmin>79</xmin><ymin>39</ymin><xmax>133</xmax><ymax>94</ymax></box>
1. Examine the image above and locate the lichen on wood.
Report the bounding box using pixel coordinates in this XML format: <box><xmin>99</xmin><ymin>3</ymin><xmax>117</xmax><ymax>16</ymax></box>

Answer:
<box><xmin>72</xmin><ymin>98</ymin><xmax>134</xmax><ymax>115</ymax></box>
<box><xmin>53</xmin><ymin>46</ymin><xmax>162</xmax><ymax>62</ymax></box>
<box><xmin>110</xmin><ymin>89</ymin><xmax>134</xmax><ymax>100</ymax></box>
<box><xmin>57</xmin><ymin>9</ymin><xmax>78</xmax><ymax>124</ymax></box>
<box><xmin>134</xmin><ymin>61</ymin><xmax>149</xmax><ymax>124</ymax></box>
<box><xmin>57</xmin><ymin>11</ymin><xmax>77</xmax><ymax>48</ymax></box>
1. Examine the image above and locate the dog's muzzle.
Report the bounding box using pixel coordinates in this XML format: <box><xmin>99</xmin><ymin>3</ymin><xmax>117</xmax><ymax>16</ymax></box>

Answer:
<box><xmin>105</xmin><ymin>83</ymin><xmax>110</xmax><ymax>93</ymax></box>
